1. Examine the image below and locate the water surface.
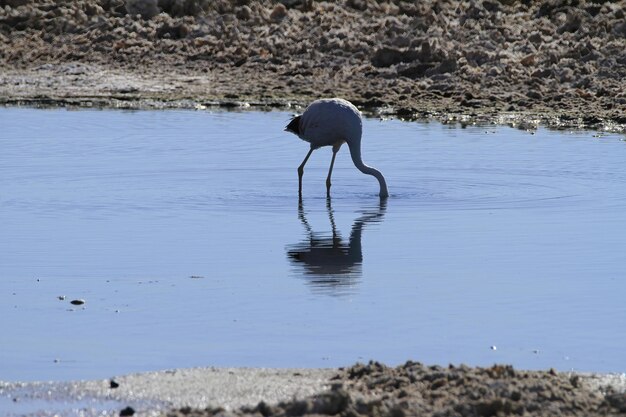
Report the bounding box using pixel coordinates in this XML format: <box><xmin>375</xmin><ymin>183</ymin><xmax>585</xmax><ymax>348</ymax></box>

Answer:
<box><xmin>1</xmin><ymin>108</ymin><xmax>625</xmax><ymax>382</ymax></box>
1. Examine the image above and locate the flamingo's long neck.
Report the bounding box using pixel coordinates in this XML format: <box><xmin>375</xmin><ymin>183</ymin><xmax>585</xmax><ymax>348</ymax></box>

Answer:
<box><xmin>348</xmin><ymin>141</ymin><xmax>389</xmax><ymax>198</ymax></box>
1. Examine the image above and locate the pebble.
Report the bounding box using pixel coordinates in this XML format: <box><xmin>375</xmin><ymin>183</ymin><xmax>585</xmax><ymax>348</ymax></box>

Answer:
<box><xmin>236</xmin><ymin>5</ymin><xmax>252</xmax><ymax>21</ymax></box>
<box><xmin>120</xmin><ymin>406</ymin><xmax>135</xmax><ymax>416</ymax></box>
<box><xmin>269</xmin><ymin>4</ymin><xmax>287</xmax><ymax>21</ymax></box>
<box><xmin>520</xmin><ymin>54</ymin><xmax>536</xmax><ymax>67</ymax></box>
<box><xmin>70</xmin><ymin>299</ymin><xmax>85</xmax><ymax>305</ymax></box>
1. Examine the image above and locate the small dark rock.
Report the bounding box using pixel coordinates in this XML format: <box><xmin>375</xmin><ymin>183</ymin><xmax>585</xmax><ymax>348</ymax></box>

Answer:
<box><xmin>557</xmin><ymin>11</ymin><xmax>583</xmax><ymax>34</ymax></box>
<box><xmin>611</xmin><ymin>21</ymin><xmax>626</xmax><ymax>37</ymax></box>
<box><xmin>396</xmin><ymin>107</ymin><xmax>417</xmax><ymax>117</ymax></box>
<box><xmin>119</xmin><ymin>406</ymin><xmax>135</xmax><ymax>416</ymax></box>
<box><xmin>425</xmin><ymin>58</ymin><xmax>457</xmax><ymax>76</ymax></box>
<box><xmin>605</xmin><ymin>393</ymin><xmax>626</xmax><ymax>412</ymax></box>
<box><xmin>482</xmin><ymin>0</ymin><xmax>500</xmax><ymax>12</ymax></box>
<box><xmin>465</xmin><ymin>49</ymin><xmax>493</xmax><ymax>66</ymax></box>
<box><xmin>430</xmin><ymin>377</ymin><xmax>447</xmax><ymax>389</ymax></box>
<box><xmin>399</xmin><ymin>63</ymin><xmax>434</xmax><ymax>78</ymax></box>
<box><xmin>236</xmin><ymin>5</ymin><xmax>252</xmax><ymax>20</ymax></box>
<box><xmin>347</xmin><ymin>0</ymin><xmax>367</xmax><ymax>11</ymax></box>
<box><xmin>110</xmin><ymin>379</ymin><xmax>120</xmax><ymax>389</ymax></box>
<box><xmin>159</xmin><ymin>0</ymin><xmax>209</xmax><ymax>16</ymax></box>
<box><xmin>156</xmin><ymin>22</ymin><xmax>189</xmax><ymax>39</ymax></box>
<box><xmin>125</xmin><ymin>0</ymin><xmax>158</xmax><ymax>19</ymax></box>
<box><xmin>475</xmin><ymin>398</ymin><xmax>510</xmax><ymax>416</ymax></box>
<box><xmin>520</xmin><ymin>54</ymin><xmax>535</xmax><ymax>67</ymax></box>
<box><xmin>583</xmin><ymin>115</ymin><xmax>602</xmax><ymax>125</ymax></box>
<box><xmin>269</xmin><ymin>3</ymin><xmax>288</xmax><ymax>21</ymax></box>
<box><xmin>371</xmin><ymin>47</ymin><xmax>418</xmax><ymax>68</ymax></box>
<box><xmin>256</xmin><ymin>401</ymin><xmax>275</xmax><ymax>417</ymax></box>
<box><xmin>535</xmin><ymin>0</ymin><xmax>568</xmax><ymax>18</ymax></box>
<box><xmin>285</xmin><ymin>399</ymin><xmax>310</xmax><ymax>416</ymax></box>
<box><xmin>528</xmin><ymin>32</ymin><xmax>543</xmax><ymax>45</ymax></box>
<box><xmin>70</xmin><ymin>299</ymin><xmax>85</xmax><ymax>305</ymax></box>
<box><xmin>2</xmin><ymin>0</ymin><xmax>29</xmax><ymax>6</ymax></box>
<box><xmin>527</xmin><ymin>90</ymin><xmax>543</xmax><ymax>100</ymax></box>
<box><xmin>531</xmin><ymin>68</ymin><xmax>552</xmax><ymax>78</ymax></box>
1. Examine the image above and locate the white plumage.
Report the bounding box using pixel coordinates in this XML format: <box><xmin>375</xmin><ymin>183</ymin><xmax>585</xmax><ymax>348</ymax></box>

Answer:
<box><xmin>285</xmin><ymin>98</ymin><xmax>389</xmax><ymax>198</ymax></box>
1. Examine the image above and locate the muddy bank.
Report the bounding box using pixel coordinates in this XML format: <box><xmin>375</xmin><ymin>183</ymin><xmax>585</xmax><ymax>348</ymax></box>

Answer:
<box><xmin>1</xmin><ymin>0</ymin><xmax>625</xmax><ymax>131</ymax></box>
<box><xmin>166</xmin><ymin>362</ymin><xmax>626</xmax><ymax>417</ymax></box>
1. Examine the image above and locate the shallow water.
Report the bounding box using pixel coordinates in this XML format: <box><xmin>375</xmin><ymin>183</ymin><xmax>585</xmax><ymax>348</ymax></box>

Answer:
<box><xmin>1</xmin><ymin>108</ymin><xmax>625</xmax><ymax>382</ymax></box>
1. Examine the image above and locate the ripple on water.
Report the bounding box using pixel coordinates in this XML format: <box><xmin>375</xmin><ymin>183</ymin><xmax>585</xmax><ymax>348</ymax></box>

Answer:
<box><xmin>1</xmin><ymin>109</ymin><xmax>626</xmax><ymax>381</ymax></box>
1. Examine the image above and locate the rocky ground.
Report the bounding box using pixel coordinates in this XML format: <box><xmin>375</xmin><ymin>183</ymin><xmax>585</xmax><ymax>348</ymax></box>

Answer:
<box><xmin>166</xmin><ymin>361</ymin><xmax>626</xmax><ymax>417</ymax></box>
<box><xmin>1</xmin><ymin>0</ymin><xmax>625</xmax><ymax>131</ymax></box>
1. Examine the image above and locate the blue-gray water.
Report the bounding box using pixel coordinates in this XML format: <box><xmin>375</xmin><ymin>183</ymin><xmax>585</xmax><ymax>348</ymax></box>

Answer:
<box><xmin>1</xmin><ymin>108</ymin><xmax>625</xmax><ymax>382</ymax></box>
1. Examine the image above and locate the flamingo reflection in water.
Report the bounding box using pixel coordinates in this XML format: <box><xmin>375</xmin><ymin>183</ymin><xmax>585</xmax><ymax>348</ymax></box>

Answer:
<box><xmin>287</xmin><ymin>197</ymin><xmax>387</xmax><ymax>295</ymax></box>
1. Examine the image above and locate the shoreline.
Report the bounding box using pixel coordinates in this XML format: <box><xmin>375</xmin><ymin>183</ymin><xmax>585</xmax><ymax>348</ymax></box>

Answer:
<box><xmin>2</xmin><ymin>0</ymin><xmax>626</xmax><ymax>133</ymax></box>
<box><xmin>1</xmin><ymin>63</ymin><xmax>625</xmax><ymax>134</ymax></box>
<box><xmin>1</xmin><ymin>363</ymin><xmax>625</xmax><ymax>417</ymax></box>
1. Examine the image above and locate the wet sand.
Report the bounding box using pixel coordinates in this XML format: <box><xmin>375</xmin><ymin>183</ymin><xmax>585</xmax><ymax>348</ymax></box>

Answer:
<box><xmin>1</xmin><ymin>0</ymin><xmax>625</xmax><ymax>131</ymax></box>
<box><xmin>1</xmin><ymin>367</ymin><xmax>335</xmax><ymax>416</ymax></box>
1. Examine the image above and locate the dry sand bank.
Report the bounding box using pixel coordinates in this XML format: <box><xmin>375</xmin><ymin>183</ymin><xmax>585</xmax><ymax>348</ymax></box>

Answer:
<box><xmin>1</xmin><ymin>0</ymin><xmax>625</xmax><ymax>131</ymax></box>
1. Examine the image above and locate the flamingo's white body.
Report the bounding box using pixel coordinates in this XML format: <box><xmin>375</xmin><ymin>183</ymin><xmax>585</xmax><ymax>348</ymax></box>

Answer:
<box><xmin>285</xmin><ymin>98</ymin><xmax>389</xmax><ymax>198</ymax></box>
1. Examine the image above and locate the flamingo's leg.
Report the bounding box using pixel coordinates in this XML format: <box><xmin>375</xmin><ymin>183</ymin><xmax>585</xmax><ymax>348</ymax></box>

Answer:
<box><xmin>326</xmin><ymin>142</ymin><xmax>343</xmax><ymax>197</ymax></box>
<box><xmin>298</xmin><ymin>148</ymin><xmax>314</xmax><ymax>195</ymax></box>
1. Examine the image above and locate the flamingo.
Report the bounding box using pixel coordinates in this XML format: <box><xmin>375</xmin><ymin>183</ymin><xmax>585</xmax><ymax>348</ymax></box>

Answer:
<box><xmin>285</xmin><ymin>98</ymin><xmax>389</xmax><ymax>198</ymax></box>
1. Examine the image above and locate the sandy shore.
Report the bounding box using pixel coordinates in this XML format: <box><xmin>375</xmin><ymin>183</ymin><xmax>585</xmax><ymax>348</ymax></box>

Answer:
<box><xmin>1</xmin><ymin>363</ymin><xmax>625</xmax><ymax>417</ymax></box>
<box><xmin>1</xmin><ymin>367</ymin><xmax>335</xmax><ymax>416</ymax></box>
<box><xmin>1</xmin><ymin>0</ymin><xmax>625</xmax><ymax>132</ymax></box>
